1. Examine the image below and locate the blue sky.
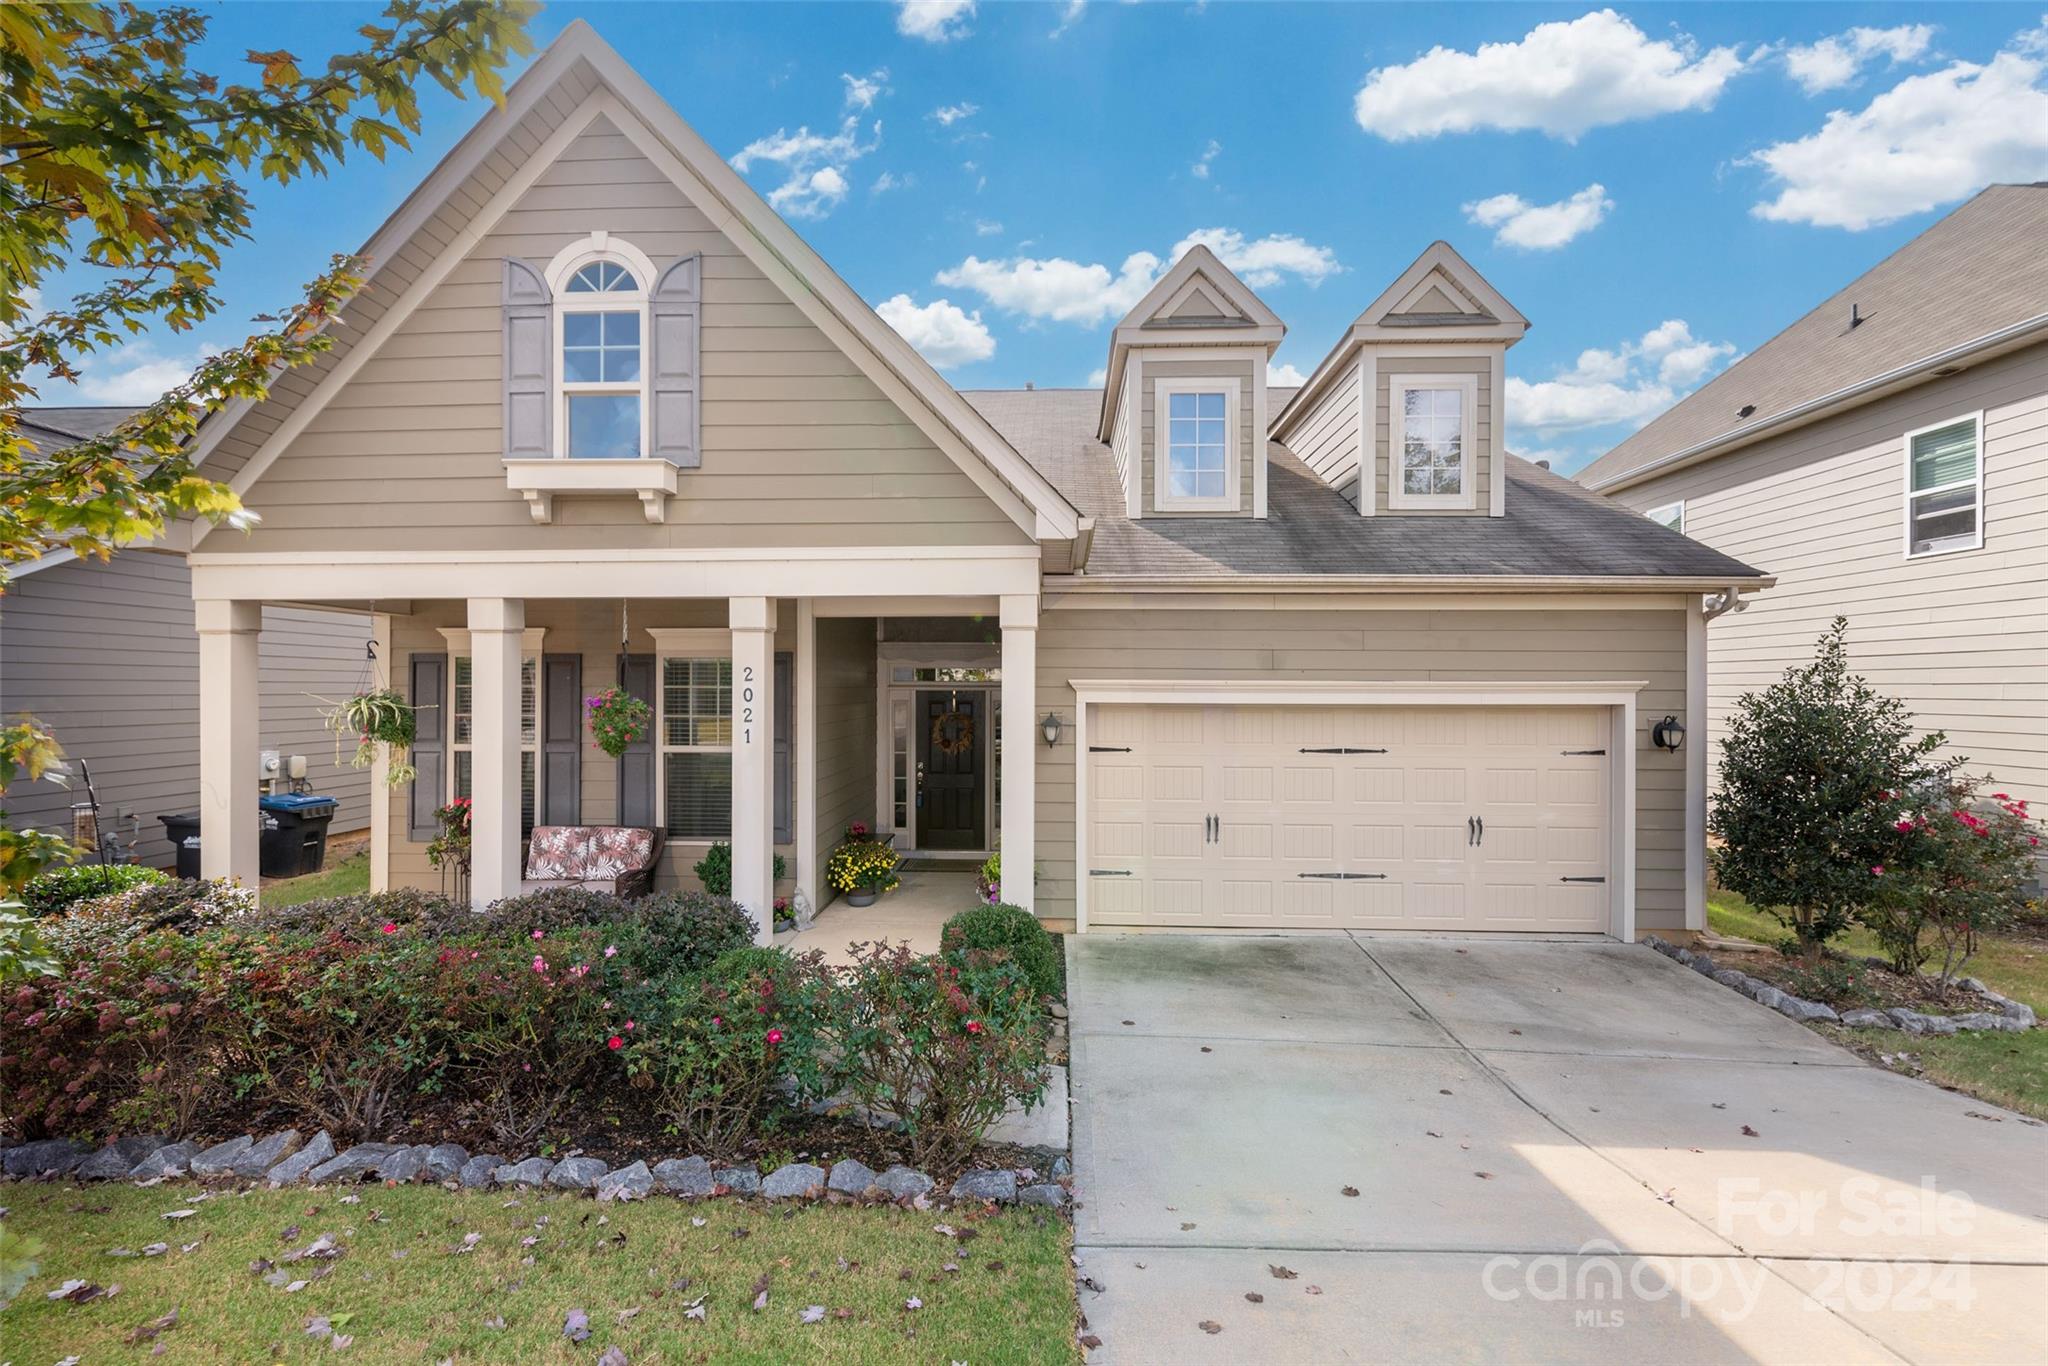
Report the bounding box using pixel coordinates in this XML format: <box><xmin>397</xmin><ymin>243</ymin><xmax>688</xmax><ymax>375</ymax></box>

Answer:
<box><xmin>37</xmin><ymin>2</ymin><xmax>2048</xmax><ymax>473</ymax></box>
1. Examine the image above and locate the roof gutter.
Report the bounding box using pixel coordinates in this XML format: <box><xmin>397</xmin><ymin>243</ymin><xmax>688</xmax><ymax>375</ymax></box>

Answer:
<box><xmin>1590</xmin><ymin>312</ymin><xmax>2048</xmax><ymax>494</ymax></box>
<box><xmin>1041</xmin><ymin>572</ymin><xmax>1775</xmax><ymax>594</ymax></box>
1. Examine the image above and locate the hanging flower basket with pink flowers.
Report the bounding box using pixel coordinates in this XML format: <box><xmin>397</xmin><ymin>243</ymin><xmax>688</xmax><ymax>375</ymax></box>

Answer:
<box><xmin>585</xmin><ymin>687</ymin><xmax>652</xmax><ymax>758</ymax></box>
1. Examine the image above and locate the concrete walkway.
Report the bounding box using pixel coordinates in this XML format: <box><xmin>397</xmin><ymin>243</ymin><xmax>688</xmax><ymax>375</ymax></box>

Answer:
<box><xmin>775</xmin><ymin>869</ymin><xmax>977</xmax><ymax>963</ymax></box>
<box><xmin>1068</xmin><ymin>934</ymin><xmax>2048</xmax><ymax>1365</ymax></box>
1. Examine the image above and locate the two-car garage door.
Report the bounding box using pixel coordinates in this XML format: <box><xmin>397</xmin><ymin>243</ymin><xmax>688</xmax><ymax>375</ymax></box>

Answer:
<box><xmin>1086</xmin><ymin>703</ymin><xmax>1613</xmax><ymax>933</ymax></box>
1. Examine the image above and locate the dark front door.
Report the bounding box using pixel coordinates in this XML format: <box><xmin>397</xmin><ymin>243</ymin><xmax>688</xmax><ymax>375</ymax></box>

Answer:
<box><xmin>916</xmin><ymin>689</ymin><xmax>985</xmax><ymax>850</ymax></box>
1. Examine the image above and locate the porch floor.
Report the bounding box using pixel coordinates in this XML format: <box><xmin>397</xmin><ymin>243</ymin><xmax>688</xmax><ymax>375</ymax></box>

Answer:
<box><xmin>776</xmin><ymin>869</ymin><xmax>981</xmax><ymax>964</ymax></box>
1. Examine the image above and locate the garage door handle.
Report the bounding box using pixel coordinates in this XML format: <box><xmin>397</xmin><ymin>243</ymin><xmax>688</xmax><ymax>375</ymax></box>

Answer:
<box><xmin>1559</xmin><ymin>876</ymin><xmax>1607</xmax><ymax>884</ymax></box>
<box><xmin>1562</xmin><ymin>749</ymin><xmax>1607</xmax><ymax>756</ymax></box>
<box><xmin>1298</xmin><ymin>871</ymin><xmax>1387</xmax><ymax>880</ymax></box>
<box><xmin>1089</xmin><ymin>745</ymin><xmax>1132</xmax><ymax>753</ymax></box>
<box><xmin>1297</xmin><ymin>747</ymin><xmax>1388</xmax><ymax>754</ymax></box>
<box><xmin>1090</xmin><ymin>868</ymin><xmax>1133</xmax><ymax>877</ymax></box>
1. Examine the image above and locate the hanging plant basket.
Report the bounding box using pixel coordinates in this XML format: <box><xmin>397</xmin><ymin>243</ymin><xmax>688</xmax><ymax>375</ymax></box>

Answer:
<box><xmin>585</xmin><ymin>687</ymin><xmax>652</xmax><ymax>759</ymax></box>
<box><xmin>320</xmin><ymin>689</ymin><xmax>419</xmax><ymax>788</ymax></box>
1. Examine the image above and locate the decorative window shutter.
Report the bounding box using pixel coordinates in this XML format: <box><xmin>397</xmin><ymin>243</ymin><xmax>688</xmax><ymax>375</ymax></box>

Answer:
<box><xmin>408</xmin><ymin>653</ymin><xmax>448</xmax><ymax>842</ymax></box>
<box><xmin>503</xmin><ymin>259</ymin><xmax>552</xmax><ymax>458</ymax></box>
<box><xmin>650</xmin><ymin>256</ymin><xmax>702</xmax><ymax>467</ymax></box>
<box><xmin>774</xmin><ymin>651</ymin><xmax>793</xmax><ymax>845</ymax></box>
<box><xmin>542</xmin><ymin>654</ymin><xmax>582</xmax><ymax>826</ymax></box>
<box><xmin>616</xmin><ymin>654</ymin><xmax>657</xmax><ymax>828</ymax></box>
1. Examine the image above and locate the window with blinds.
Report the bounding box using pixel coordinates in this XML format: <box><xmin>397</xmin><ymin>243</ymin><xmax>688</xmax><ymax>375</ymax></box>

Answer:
<box><xmin>1905</xmin><ymin>415</ymin><xmax>1982</xmax><ymax>558</ymax></box>
<box><xmin>660</xmin><ymin>657</ymin><xmax>732</xmax><ymax>839</ymax></box>
<box><xmin>450</xmin><ymin>655</ymin><xmax>540</xmax><ymax>836</ymax></box>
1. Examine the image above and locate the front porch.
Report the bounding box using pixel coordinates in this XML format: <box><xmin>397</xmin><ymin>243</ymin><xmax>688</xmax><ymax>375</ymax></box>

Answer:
<box><xmin>191</xmin><ymin>581</ymin><xmax>1041</xmax><ymax>946</ymax></box>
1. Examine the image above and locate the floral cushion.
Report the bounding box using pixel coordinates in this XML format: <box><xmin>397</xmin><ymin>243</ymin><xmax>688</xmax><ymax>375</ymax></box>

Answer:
<box><xmin>524</xmin><ymin>825</ymin><xmax>660</xmax><ymax>882</ymax></box>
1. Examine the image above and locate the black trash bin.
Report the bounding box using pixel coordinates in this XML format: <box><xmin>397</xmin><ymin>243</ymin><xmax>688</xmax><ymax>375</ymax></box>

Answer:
<box><xmin>259</xmin><ymin>795</ymin><xmax>338</xmax><ymax>878</ymax></box>
<box><xmin>158</xmin><ymin>812</ymin><xmax>202</xmax><ymax>880</ymax></box>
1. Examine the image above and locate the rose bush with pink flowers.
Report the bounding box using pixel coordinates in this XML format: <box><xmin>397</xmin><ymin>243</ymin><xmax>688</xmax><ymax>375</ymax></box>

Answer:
<box><xmin>1861</xmin><ymin>780</ymin><xmax>2039</xmax><ymax>986</ymax></box>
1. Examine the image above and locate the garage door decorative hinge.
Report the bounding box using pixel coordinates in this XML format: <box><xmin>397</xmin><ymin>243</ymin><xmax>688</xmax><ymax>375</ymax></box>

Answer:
<box><xmin>1559</xmin><ymin>875</ymin><xmax>1608</xmax><ymax>883</ymax></box>
<box><xmin>1089</xmin><ymin>868</ymin><xmax>1133</xmax><ymax>876</ymax></box>
<box><xmin>1297</xmin><ymin>747</ymin><xmax>1389</xmax><ymax>755</ymax></box>
<box><xmin>1561</xmin><ymin>749</ymin><xmax>1608</xmax><ymax>756</ymax></box>
<box><xmin>1088</xmin><ymin>745</ymin><xmax>1133</xmax><ymax>753</ymax></box>
<box><xmin>1297</xmin><ymin>871</ymin><xmax>1389</xmax><ymax>880</ymax></box>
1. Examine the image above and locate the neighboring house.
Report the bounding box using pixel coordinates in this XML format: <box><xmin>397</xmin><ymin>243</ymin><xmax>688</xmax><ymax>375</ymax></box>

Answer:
<box><xmin>4</xmin><ymin>407</ymin><xmax>374</xmax><ymax>868</ymax></box>
<box><xmin>1577</xmin><ymin>185</ymin><xmax>2048</xmax><ymax>837</ymax></box>
<box><xmin>171</xmin><ymin>22</ymin><xmax>1767</xmax><ymax>942</ymax></box>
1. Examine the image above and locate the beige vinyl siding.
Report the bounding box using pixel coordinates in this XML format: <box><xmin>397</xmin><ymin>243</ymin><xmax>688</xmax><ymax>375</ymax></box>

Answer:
<box><xmin>1033</xmin><ymin>605</ymin><xmax>1690</xmax><ymax>931</ymax></box>
<box><xmin>1140</xmin><ymin>356</ymin><xmax>1256</xmax><ymax>517</ymax></box>
<box><xmin>813</xmin><ymin>617</ymin><xmax>878</xmax><ymax>904</ymax></box>
<box><xmin>1287</xmin><ymin>359</ymin><xmax>1365</xmax><ymax>507</ymax></box>
<box><xmin>1373</xmin><ymin>353</ymin><xmax>1493</xmax><ymax>515</ymax></box>
<box><xmin>1108</xmin><ymin>365</ymin><xmax>1136</xmax><ymax>510</ymax></box>
<box><xmin>1611</xmin><ymin>342</ymin><xmax>2048</xmax><ymax>826</ymax></box>
<box><xmin>385</xmin><ymin>599</ymin><xmax>804</xmax><ymax>896</ymax></box>
<box><xmin>1</xmin><ymin>552</ymin><xmax>372</xmax><ymax>868</ymax></box>
<box><xmin>225</xmin><ymin>113</ymin><xmax>1026</xmax><ymax>555</ymax></box>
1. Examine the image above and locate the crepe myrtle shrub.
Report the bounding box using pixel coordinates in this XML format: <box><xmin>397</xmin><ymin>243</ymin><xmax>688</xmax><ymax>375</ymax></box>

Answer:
<box><xmin>613</xmin><ymin>946</ymin><xmax>831</xmax><ymax>1155</ymax></box>
<box><xmin>21</xmin><ymin>863</ymin><xmax>167</xmax><ymax>918</ymax></box>
<box><xmin>617</xmin><ymin>889</ymin><xmax>759</xmax><ymax>978</ymax></box>
<box><xmin>940</xmin><ymin>902</ymin><xmax>1062</xmax><ymax>1001</ymax></box>
<box><xmin>1863</xmin><ymin>782</ymin><xmax>2039</xmax><ymax>989</ymax></box>
<box><xmin>826</xmin><ymin>942</ymin><xmax>1050</xmax><ymax>1171</ymax></box>
<box><xmin>39</xmin><ymin>878</ymin><xmax>255</xmax><ymax>959</ymax></box>
<box><xmin>482</xmin><ymin>886</ymin><xmax>630</xmax><ymax>939</ymax></box>
<box><xmin>691</xmin><ymin>842</ymin><xmax>786</xmax><ymax>900</ymax></box>
<box><xmin>1709</xmin><ymin>618</ymin><xmax>1961</xmax><ymax>955</ymax></box>
<box><xmin>259</xmin><ymin>887</ymin><xmax>472</xmax><ymax>938</ymax></box>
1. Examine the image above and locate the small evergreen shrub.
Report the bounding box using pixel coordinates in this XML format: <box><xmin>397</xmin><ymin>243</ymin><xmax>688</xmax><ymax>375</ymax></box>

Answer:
<box><xmin>484</xmin><ymin>886</ymin><xmax>630</xmax><ymax>938</ymax></box>
<box><xmin>22</xmin><ymin>863</ymin><xmax>166</xmax><ymax>917</ymax></box>
<box><xmin>623</xmin><ymin>890</ymin><xmax>758</xmax><ymax>977</ymax></box>
<box><xmin>690</xmin><ymin>841</ymin><xmax>785</xmax><ymax>897</ymax></box>
<box><xmin>940</xmin><ymin>901</ymin><xmax>1062</xmax><ymax>1000</ymax></box>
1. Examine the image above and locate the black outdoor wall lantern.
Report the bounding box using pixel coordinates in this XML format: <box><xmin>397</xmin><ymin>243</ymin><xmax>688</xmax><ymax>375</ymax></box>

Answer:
<box><xmin>1041</xmin><ymin>712</ymin><xmax>1064</xmax><ymax>748</ymax></box>
<box><xmin>1651</xmin><ymin>715</ymin><xmax>1686</xmax><ymax>751</ymax></box>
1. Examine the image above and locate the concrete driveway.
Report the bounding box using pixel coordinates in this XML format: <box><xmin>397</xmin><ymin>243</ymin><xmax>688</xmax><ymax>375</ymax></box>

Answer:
<box><xmin>1067</xmin><ymin>935</ymin><xmax>2048</xmax><ymax>1365</ymax></box>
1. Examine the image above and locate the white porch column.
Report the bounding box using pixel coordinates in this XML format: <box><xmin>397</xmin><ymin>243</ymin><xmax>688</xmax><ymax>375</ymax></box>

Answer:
<box><xmin>468</xmin><ymin>597</ymin><xmax>525</xmax><ymax>906</ymax></box>
<box><xmin>730</xmin><ymin>596</ymin><xmax>777</xmax><ymax>944</ymax></box>
<box><xmin>368</xmin><ymin>612</ymin><xmax>393</xmax><ymax>893</ymax></box>
<box><xmin>196</xmin><ymin>599</ymin><xmax>262</xmax><ymax>887</ymax></box>
<box><xmin>793</xmin><ymin>597</ymin><xmax>819</xmax><ymax>919</ymax></box>
<box><xmin>999</xmin><ymin>594</ymin><xmax>1038</xmax><ymax>914</ymax></box>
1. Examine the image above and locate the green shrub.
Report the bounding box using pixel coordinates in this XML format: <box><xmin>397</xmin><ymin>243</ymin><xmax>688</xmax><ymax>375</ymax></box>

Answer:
<box><xmin>22</xmin><ymin>864</ymin><xmax>166</xmax><ymax>918</ymax></box>
<box><xmin>483</xmin><ymin>886</ymin><xmax>629</xmax><ymax>938</ymax></box>
<box><xmin>827</xmin><ymin>942</ymin><xmax>1049</xmax><ymax>1170</ymax></box>
<box><xmin>690</xmin><ymin>842</ymin><xmax>785</xmax><ymax>898</ymax></box>
<box><xmin>41</xmin><ymin>878</ymin><xmax>254</xmax><ymax>958</ymax></box>
<box><xmin>1862</xmin><ymin>780</ymin><xmax>2039</xmax><ymax>987</ymax></box>
<box><xmin>260</xmin><ymin>887</ymin><xmax>471</xmax><ymax>938</ymax></box>
<box><xmin>940</xmin><ymin>901</ymin><xmax>1061</xmax><ymax>1000</ymax></box>
<box><xmin>620</xmin><ymin>890</ymin><xmax>758</xmax><ymax>977</ymax></box>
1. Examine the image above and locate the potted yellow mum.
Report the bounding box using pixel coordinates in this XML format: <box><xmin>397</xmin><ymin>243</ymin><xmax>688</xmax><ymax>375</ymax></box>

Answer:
<box><xmin>826</xmin><ymin>822</ymin><xmax>901</xmax><ymax>907</ymax></box>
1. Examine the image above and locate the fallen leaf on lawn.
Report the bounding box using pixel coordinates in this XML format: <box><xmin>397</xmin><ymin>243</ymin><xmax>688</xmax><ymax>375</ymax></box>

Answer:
<box><xmin>684</xmin><ymin>1297</ymin><xmax>708</xmax><ymax>1321</ymax></box>
<box><xmin>141</xmin><ymin>1242</ymin><xmax>169</xmax><ymax>1257</ymax></box>
<box><xmin>1741</xmin><ymin>1125</ymin><xmax>1759</xmax><ymax>1138</ymax></box>
<box><xmin>520</xmin><ymin>1235</ymin><xmax>541</xmax><ymax>1248</ymax></box>
<box><xmin>307</xmin><ymin>1315</ymin><xmax>335</xmax><ymax>1338</ymax></box>
<box><xmin>340</xmin><ymin>1194</ymin><xmax>361</xmax><ymax>1205</ymax></box>
<box><xmin>179</xmin><ymin>1242</ymin><xmax>200</xmax><ymax>1254</ymax></box>
<box><xmin>450</xmin><ymin>1232</ymin><xmax>482</xmax><ymax>1254</ymax></box>
<box><xmin>1079</xmin><ymin>1335</ymin><xmax>1102</xmax><ymax>1349</ymax></box>
<box><xmin>47</xmin><ymin>1279</ymin><xmax>106</xmax><ymax>1303</ymax></box>
<box><xmin>162</xmin><ymin>1209</ymin><xmax>197</xmax><ymax>1220</ymax></box>
<box><xmin>1198</xmin><ymin>1320</ymin><xmax>1222</xmax><ymax>1334</ymax></box>
<box><xmin>563</xmin><ymin>1308</ymin><xmax>592</xmax><ymax>1342</ymax></box>
<box><xmin>107</xmin><ymin>1247</ymin><xmax>138</xmax><ymax>1258</ymax></box>
<box><xmin>615</xmin><ymin>1307</ymin><xmax>641</xmax><ymax>1326</ymax></box>
<box><xmin>1268</xmin><ymin>1264</ymin><xmax>1297</xmax><ymax>1280</ymax></box>
<box><xmin>801</xmin><ymin>1305</ymin><xmax>827</xmax><ymax>1324</ymax></box>
<box><xmin>1340</xmin><ymin>1187</ymin><xmax>1359</xmax><ymax>1197</ymax></box>
<box><xmin>833</xmin><ymin>1308</ymin><xmax>853</xmax><ymax>1320</ymax></box>
<box><xmin>284</xmin><ymin>1279</ymin><xmax>310</xmax><ymax>1293</ymax></box>
<box><xmin>331</xmin><ymin>1333</ymin><xmax>354</xmax><ymax>1351</ymax></box>
<box><xmin>942</xmin><ymin>1262</ymin><xmax>959</xmax><ymax>1274</ymax></box>
<box><xmin>596</xmin><ymin>1348</ymin><xmax>629</xmax><ymax>1366</ymax></box>
<box><xmin>904</xmin><ymin>1296</ymin><xmax>923</xmax><ymax>1311</ymax></box>
<box><xmin>933</xmin><ymin>1223</ymin><xmax>957</xmax><ymax>1238</ymax></box>
<box><xmin>690</xmin><ymin>1216</ymin><xmax>707</xmax><ymax>1228</ymax></box>
<box><xmin>1245</xmin><ymin>1292</ymin><xmax>1264</xmax><ymax>1303</ymax></box>
<box><xmin>284</xmin><ymin>1234</ymin><xmax>341</xmax><ymax>1263</ymax></box>
<box><xmin>264</xmin><ymin>1269</ymin><xmax>292</xmax><ymax>1287</ymax></box>
<box><xmin>126</xmin><ymin>1307</ymin><xmax>179</xmax><ymax>1344</ymax></box>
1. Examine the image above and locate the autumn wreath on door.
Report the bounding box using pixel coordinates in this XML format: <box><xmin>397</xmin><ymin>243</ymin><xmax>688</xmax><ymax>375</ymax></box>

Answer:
<box><xmin>930</xmin><ymin>708</ymin><xmax>975</xmax><ymax>757</ymax></box>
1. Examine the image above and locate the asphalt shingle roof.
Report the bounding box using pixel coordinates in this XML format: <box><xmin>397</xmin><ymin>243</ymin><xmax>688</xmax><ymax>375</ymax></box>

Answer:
<box><xmin>964</xmin><ymin>388</ymin><xmax>1765</xmax><ymax>583</ymax></box>
<box><xmin>1578</xmin><ymin>184</ymin><xmax>2048</xmax><ymax>488</ymax></box>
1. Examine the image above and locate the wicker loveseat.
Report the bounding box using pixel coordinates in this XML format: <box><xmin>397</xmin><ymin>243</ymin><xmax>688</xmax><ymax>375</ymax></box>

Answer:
<box><xmin>521</xmin><ymin>825</ymin><xmax>665</xmax><ymax>899</ymax></box>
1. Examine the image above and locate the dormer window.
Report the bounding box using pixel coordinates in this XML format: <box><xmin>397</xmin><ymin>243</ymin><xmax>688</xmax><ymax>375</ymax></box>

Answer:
<box><xmin>1388</xmin><ymin>374</ymin><xmax>1477</xmax><ymax>510</ymax></box>
<box><xmin>1154</xmin><ymin>379</ymin><xmax>1240</xmax><ymax>512</ymax></box>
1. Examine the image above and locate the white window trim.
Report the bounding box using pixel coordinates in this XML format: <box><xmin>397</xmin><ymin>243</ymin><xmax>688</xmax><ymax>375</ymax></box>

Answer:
<box><xmin>436</xmin><ymin>627</ymin><xmax>546</xmax><ymax>809</ymax></box>
<box><xmin>1646</xmin><ymin>500</ymin><xmax>1685</xmax><ymax>534</ymax></box>
<box><xmin>1901</xmin><ymin>411</ymin><xmax>1985</xmax><ymax>560</ymax></box>
<box><xmin>1387</xmin><ymin>373</ymin><xmax>1478</xmax><ymax>511</ymax></box>
<box><xmin>647</xmin><ymin>627</ymin><xmax>732</xmax><ymax>842</ymax></box>
<box><xmin>1152</xmin><ymin>377</ymin><xmax>1241</xmax><ymax>513</ymax></box>
<box><xmin>544</xmin><ymin>231</ymin><xmax>657</xmax><ymax>462</ymax></box>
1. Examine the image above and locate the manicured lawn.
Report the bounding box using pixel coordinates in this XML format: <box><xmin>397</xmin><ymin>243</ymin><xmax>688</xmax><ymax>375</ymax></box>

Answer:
<box><xmin>1708</xmin><ymin>888</ymin><xmax>2048</xmax><ymax>1120</ymax></box>
<box><xmin>0</xmin><ymin>1184</ymin><xmax>1078</xmax><ymax>1364</ymax></box>
<box><xmin>262</xmin><ymin>847</ymin><xmax>370</xmax><ymax>907</ymax></box>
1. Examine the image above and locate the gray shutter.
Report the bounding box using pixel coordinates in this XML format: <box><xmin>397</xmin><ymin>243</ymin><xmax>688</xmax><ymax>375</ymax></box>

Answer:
<box><xmin>616</xmin><ymin>654</ymin><xmax>657</xmax><ymax>829</ymax></box>
<box><xmin>408</xmin><ymin>653</ymin><xmax>447</xmax><ymax>842</ymax></box>
<box><xmin>649</xmin><ymin>256</ymin><xmax>701</xmax><ymax>467</ymax></box>
<box><xmin>774</xmin><ymin>651</ymin><xmax>793</xmax><ymax>844</ymax></box>
<box><xmin>504</xmin><ymin>258</ymin><xmax>552</xmax><ymax>458</ymax></box>
<box><xmin>542</xmin><ymin>654</ymin><xmax>582</xmax><ymax>827</ymax></box>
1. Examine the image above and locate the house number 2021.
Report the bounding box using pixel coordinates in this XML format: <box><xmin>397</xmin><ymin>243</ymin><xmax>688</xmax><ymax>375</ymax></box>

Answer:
<box><xmin>740</xmin><ymin>665</ymin><xmax>756</xmax><ymax>745</ymax></box>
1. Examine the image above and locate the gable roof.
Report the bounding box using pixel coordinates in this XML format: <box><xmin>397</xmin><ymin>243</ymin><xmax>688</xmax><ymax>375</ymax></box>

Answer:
<box><xmin>1095</xmin><ymin>245</ymin><xmax>1283</xmax><ymax>441</ymax></box>
<box><xmin>970</xmin><ymin>387</ymin><xmax>1767</xmax><ymax>587</ymax></box>
<box><xmin>186</xmin><ymin>20</ymin><xmax>1079</xmax><ymax>545</ymax></box>
<box><xmin>1580</xmin><ymin>184</ymin><xmax>2048</xmax><ymax>492</ymax></box>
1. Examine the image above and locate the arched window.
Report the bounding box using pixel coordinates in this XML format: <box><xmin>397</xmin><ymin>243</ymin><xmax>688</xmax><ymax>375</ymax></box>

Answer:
<box><xmin>544</xmin><ymin>233</ymin><xmax>658</xmax><ymax>459</ymax></box>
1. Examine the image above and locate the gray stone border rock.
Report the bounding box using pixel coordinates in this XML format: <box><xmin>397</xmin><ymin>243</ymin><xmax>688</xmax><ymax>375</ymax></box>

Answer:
<box><xmin>1642</xmin><ymin>936</ymin><xmax>2036</xmax><ymax>1034</ymax></box>
<box><xmin>0</xmin><ymin>1129</ymin><xmax>1070</xmax><ymax>1216</ymax></box>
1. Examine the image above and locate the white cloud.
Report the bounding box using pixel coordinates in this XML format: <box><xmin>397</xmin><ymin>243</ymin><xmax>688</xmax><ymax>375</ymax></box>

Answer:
<box><xmin>1783</xmin><ymin>24</ymin><xmax>1934</xmax><ymax>94</ymax></box>
<box><xmin>1748</xmin><ymin>28</ymin><xmax>2048</xmax><ymax>230</ymax></box>
<box><xmin>1051</xmin><ymin>0</ymin><xmax>1086</xmax><ymax>38</ymax></box>
<box><xmin>931</xmin><ymin>101</ymin><xmax>979</xmax><ymax>126</ymax></box>
<box><xmin>842</xmin><ymin>69</ymin><xmax>889</xmax><ymax>111</ymax></box>
<box><xmin>1462</xmin><ymin>183</ymin><xmax>1613</xmax><ymax>250</ymax></box>
<box><xmin>1086</xmin><ymin>366</ymin><xmax>1108</xmax><ymax>387</ymax></box>
<box><xmin>731</xmin><ymin>116</ymin><xmax>879</xmax><ymax>219</ymax></box>
<box><xmin>1354</xmin><ymin>9</ymin><xmax>1747</xmax><ymax>142</ymax></box>
<box><xmin>935</xmin><ymin>226</ymin><xmax>1341</xmax><ymax>325</ymax></box>
<box><xmin>1507</xmin><ymin>319</ymin><xmax>1736</xmax><ymax>434</ymax></box>
<box><xmin>870</xmin><ymin>170</ymin><xmax>913</xmax><ymax>196</ymax></box>
<box><xmin>974</xmin><ymin>218</ymin><xmax>1003</xmax><ymax>236</ymax></box>
<box><xmin>876</xmin><ymin>294</ymin><xmax>996</xmax><ymax>368</ymax></box>
<box><xmin>71</xmin><ymin>338</ymin><xmax>213</xmax><ymax>404</ymax></box>
<box><xmin>1190</xmin><ymin>139</ymin><xmax>1221</xmax><ymax>179</ymax></box>
<box><xmin>1268</xmin><ymin>361</ymin><xmax>1308</xmax><ymax>386</ymax></box>
<box><xmin>897</xmin><ymin>0</ymin><xmax>974</xmax><ymax>43</ymax></box>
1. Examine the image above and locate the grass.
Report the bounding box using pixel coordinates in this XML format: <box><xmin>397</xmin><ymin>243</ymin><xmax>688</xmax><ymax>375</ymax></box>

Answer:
<box><xmin>1707</xmin><ymin>887</ymin><xmax>2048</xmax><ymax>1119</ymax></box>
<box><xmin>0</xmin><ymin>1184</ymin><xmax>1078</xmax><ymax>1364</ymax></box>
<box><xmin>262</xmin><ymin>847</ymin><xmax>370</xmax><ymax>908</ymax></box>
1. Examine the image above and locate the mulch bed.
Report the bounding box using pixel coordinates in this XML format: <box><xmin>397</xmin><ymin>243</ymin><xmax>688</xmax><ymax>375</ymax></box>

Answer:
<box><xmin>1710</xmin><ymin>942</ymin><xmax>1989</xmax><ymax>1014</ymax></box>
